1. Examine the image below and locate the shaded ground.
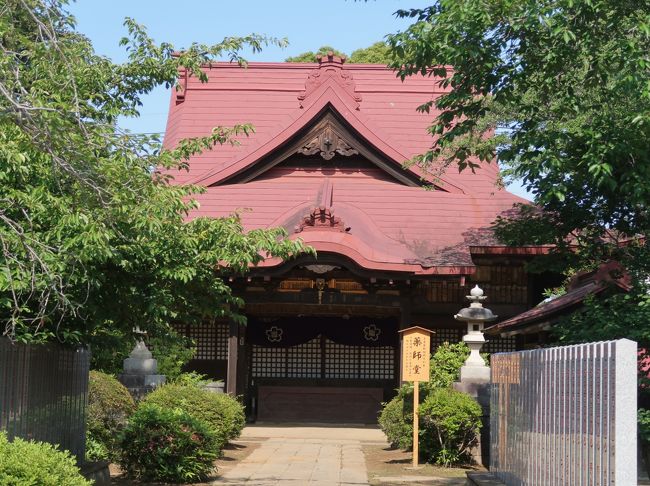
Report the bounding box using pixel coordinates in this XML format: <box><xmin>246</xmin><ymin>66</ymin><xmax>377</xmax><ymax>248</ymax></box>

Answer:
<box><xmin>363</xmin><ymin>444</ymin><xmax>479</xmax><ymax>485</ymax></box>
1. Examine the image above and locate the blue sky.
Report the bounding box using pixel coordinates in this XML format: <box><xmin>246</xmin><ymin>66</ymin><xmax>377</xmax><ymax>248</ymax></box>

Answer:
<box><xmin>69</xmin><ymin>0</ymin><xmax>530</xmax><ymax>198</ymax></box>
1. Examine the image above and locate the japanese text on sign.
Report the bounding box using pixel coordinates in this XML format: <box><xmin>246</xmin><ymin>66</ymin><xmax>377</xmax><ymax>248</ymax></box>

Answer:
<box><xmin>401</xmin><ymin>329</ymin><xmax>430</xmax><ymax>382</ymax></box>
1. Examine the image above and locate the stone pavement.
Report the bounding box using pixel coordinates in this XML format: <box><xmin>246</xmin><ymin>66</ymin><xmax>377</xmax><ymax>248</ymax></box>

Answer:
<box><xmin>215</xmin><ymin>426</ymin><xmax>384</xmax><ymax>485</ymax></box>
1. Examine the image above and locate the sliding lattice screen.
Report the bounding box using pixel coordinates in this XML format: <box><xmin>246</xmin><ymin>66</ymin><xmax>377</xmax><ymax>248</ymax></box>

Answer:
<box><xmin>251</xmin><ymin>336</ymin><xmax>395</xmax><ymax>380</ymax></box>
<box><xmin>182</xmin><ymin>321</ymin><xmax>229</xmax><ymax>360</ymax></box>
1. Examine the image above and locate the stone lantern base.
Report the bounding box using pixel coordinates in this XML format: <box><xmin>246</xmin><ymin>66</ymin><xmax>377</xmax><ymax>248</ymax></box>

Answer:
<box><xmin>118</xmin><ymin>340</ymin><xmax>165</xmax><ymax>399</ymax></box>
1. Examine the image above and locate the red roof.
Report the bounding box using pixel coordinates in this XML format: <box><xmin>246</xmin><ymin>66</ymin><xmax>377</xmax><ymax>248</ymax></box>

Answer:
<box><xmin>163</xmin><ymin>54</ymin><xmax>526</xmax><ymax>275</ymax></box>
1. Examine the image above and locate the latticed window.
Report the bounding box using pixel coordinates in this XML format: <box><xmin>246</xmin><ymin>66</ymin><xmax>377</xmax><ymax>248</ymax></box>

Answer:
<box><xmin>287</xmin><ymin>338</ymin><xmax>321</xmax><ymax>378</ymax></box>
<box><xmin>428</xmin><ymin>328</ymin><xmax>516</xmax><ymax>354</ymax></box>
<box><xmin>251</xmin><ymin>335</ymin><xmax>395</xmax><ymax>380</ymax></box>
<box><xmin>183</xmin><ymin>321</ymin><xmax>229</xmax><ymax>360</ymax></box>
<box><xmin>430</xmin><ymin>328</ymin><xmax>464</xmax><ymax>352</ymax></box>
<box><xmin>251</xmin><ymin>346</ymin><xmax>287</xmax><ymax>378</ymax></box>
<box><xmin>484</xmin><ymin>336</ymin><xmax>517</xmax><ymax>354</ymax></box>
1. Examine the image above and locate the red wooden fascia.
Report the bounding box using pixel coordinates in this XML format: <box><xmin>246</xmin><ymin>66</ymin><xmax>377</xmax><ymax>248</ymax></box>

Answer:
<box><xmin>190</xmin><ymin>86</ymin><xmax>468</xmax><ymax>194</ymax></box>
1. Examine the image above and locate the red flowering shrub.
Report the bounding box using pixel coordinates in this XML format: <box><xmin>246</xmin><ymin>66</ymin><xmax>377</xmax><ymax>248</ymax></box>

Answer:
<box><xmin>118</xmin><ymin>404</ymin><xmax>218</xmax><ymax>483</ymax></box>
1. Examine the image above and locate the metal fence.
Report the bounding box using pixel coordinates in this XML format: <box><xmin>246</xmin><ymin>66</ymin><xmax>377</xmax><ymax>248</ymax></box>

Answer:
<box><xmin>490</xmin><ymin>339</ymin><xmax>637</xmax><ymax>485</ymax></box>
<box><xmin>0</xmin><ymin>339</ymin><xmax>90</xmax><ymax>462</ymax></box>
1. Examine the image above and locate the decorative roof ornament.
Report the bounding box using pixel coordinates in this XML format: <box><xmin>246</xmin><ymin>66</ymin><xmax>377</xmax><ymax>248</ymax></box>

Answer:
<box><xmin>297</xmin><ymin>120</ymin><xmax>359</xmax><ymax>160</ymax></box>
<box><xmin>298</xmin><ymin>51</ymin><xmax>362</xmax><ymax>109</ymax></box>
<box><xmin>294</xmin><ymin>179</ymin><xmax>350</xmax><ymax>234</ymax></box>
<box><xmin>295</xmin><ymin>206</ymin><xmax>347</xmax><ymax>233</ymax></box>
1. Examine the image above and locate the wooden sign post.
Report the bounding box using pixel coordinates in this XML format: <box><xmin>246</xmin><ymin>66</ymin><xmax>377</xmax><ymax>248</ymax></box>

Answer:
<box><xmin>398</xmin><ymin>326</ymin><xmax>431</xmax><ymax>468</ymax></box>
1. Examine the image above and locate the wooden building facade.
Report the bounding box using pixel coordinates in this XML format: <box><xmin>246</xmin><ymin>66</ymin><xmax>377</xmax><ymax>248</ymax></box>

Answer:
<box><xmin>163</xmin><ymin>54</ymin><xmax>550</xmax><ymax>423</ymax></box>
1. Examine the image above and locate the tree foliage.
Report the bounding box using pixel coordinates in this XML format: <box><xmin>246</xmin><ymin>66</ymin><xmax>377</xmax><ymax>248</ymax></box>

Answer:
<box><xmin>387</xmin><ymin>0</ymin><xmax>650</xmax><ymax>265</ymax></box>
<box><xmin>285</xmin><ymin>45</ymin><xmax>347</xmax><ymax>62</ymax></box>
<box><xmin>0</xmin><ymin>0</ymin><xmax>305</xmax><ymax>344</ymax></box>
<box><xmin>285</xmin><ymin>42</ymin><xmax>392</xmax><ymax>64</ymax></box>
<box><xmin>349</xmin><ymin>41</ymin><xmax>392</xmax><ymax>64</ymax></box>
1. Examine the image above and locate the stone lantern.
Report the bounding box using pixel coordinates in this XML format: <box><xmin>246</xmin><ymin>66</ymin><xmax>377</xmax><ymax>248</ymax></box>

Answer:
<box><xmin>454</xmin><ymin>285</ymin><xmax>497</xmax><ymax>383</ymax></box>
<box><xmin>118</xmin><ymin>327</ymin><xmax>165</xmax><ymax>398</ymax></box>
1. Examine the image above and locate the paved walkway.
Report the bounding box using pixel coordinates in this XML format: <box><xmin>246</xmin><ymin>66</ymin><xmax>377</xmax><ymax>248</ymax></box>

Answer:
<box><xmin>217</xmin><ymin>426</ymin><xmax>384</xmax><ymax>485</ymax></box>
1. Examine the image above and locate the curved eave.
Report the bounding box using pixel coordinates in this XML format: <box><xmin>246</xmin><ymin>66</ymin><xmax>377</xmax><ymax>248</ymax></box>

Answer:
<box><xmin>253</xmin><ymin>241</ymin><xmax>475</xmax><ymax>276</ymax></box>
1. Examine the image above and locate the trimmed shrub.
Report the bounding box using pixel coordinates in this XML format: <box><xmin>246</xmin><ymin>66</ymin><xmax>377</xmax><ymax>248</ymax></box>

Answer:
<box><xmin>173</xmin><ymin>371</ymin><xmax>212</xmax><ymax>387</ymax></box>
<box><xmin>0</xmin><ymin>432</ymin><xmax>91</xmax><ymax>486</ymax></box>
<box><xmin>427</xmin><ymin>342</ymin><xmax>470</xmax><ymax>390</ymax></box>
<box><xmin>419</xmin><ymin>388</ymin><xmax>482</xmax><ymax>466</ymax></box>
<box><xmin>87</xmin><ymin>370</ymin><xmax>135</xmax><ymax>461</ymax></box>
<box><xmin>141</xmin><ymin>383</ymin><xmax>245</xmax><ymax>449</ymax></box>
<box><xmin>119</xmin><ymin>404</ymin><xmax>218</xmax><ymax>483</ymax></box>
<box><xmin>378</xmin><ymin>389</ymin><xmax>413</xmax><ymax>450</ymax></box>
<box><xmin>85</xmin><ymin>431</ymin><xmax>110</xmax><ymax>462</ymax></box>
<box><xmin>380</xmin><ymin>343</ymin><xmax>471</xmax><ymax>453</ymax></box>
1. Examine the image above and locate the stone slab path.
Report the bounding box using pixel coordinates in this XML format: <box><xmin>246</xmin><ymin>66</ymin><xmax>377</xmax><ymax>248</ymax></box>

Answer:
<box><xmin>216</xmin><ymin>426</ymin><xmax>383</xmax><ymax>485</ymax></box>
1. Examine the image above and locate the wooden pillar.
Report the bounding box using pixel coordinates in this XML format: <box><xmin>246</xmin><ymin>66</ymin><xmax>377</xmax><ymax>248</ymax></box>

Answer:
<box><xmin>399</xmin><ymin>289</ymin><xmax>412</xmax><ymax>330</ymax></box>
<box><xmin>226</xmin><ymin>320</ymin><xmax>238</xmax><ymax>395</ymax></box>
<box><xmin>235</xmin><ymin>323</ymin><xmax>247</xmax><ymax>396</ymax></box>
<box><xmin>399</xmin><ymin>290</ymin><xmax>412</xmax><ymax>384</ymax></box>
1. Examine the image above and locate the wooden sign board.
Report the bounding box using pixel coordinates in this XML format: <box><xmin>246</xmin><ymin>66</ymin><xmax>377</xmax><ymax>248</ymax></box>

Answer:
<box><xmin>398</xmin><ymin>326</ymin><xmax>432</xmax><ymax>469</ymax></box>
<box><xmin>491</xmin><ymin>353</ymin><xmax>520</xmax><ymax>384</ymax></box>
<box><xmin>400</xmin><ymin>326</ymin><xmax>431</xmax><ymax>382</ymax></box>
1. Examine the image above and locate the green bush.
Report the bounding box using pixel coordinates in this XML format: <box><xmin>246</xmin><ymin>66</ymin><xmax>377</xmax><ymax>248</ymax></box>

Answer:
<box><xmin>427</xmin><ymin>342</ymin><xmax>470</xmax><ymax>390</ymax></box>
<box><xmin>119</xmin><ymin>404</ymin><xmax>218</xmax><ymax>483</ymax></box>
<box><xmin>419</xmin><ymin>388</ymin><xmax>482</xmax><ymax>466</ymax></box>
<box><xmin>378</xmin><ymin>389</ymin><xmax>413</xmax><ymax>450</ymax></box>
<box><xmin>0</xmin><ymin>432</ymin><xmax>91</xmax><ymax>486</ymax></box>
<box><xmin>379</xmin><ymin>342</ymin><xmax>470</xmax><ymax>453</ymax></box>
<box><xmin>141</xmin><ymin>383</ymin><xmax>245</xmax><ymax>449</ymax></box>
<box><xmin>640</xmin><ymin>408</ymin><xmax>650</xmax><ymax>445</ymax></box>
<box><xmin>87</xmin><ymin>370</ymin><xmax>135</xmax><ymax>461</ymax></box>
<box><xmin>173</xmin><ymin>371</ymin><xmax>212</xmax><ymax>387</ymax></box>
<box><xmin>150</xmin><ymin>332</ymin><xmax>196</xmax><ymax>381</ymax></box>
<box><xmin>85</xmin><ymin>431</ymin><xmax>110</xmax><ymax>462</ymax></box>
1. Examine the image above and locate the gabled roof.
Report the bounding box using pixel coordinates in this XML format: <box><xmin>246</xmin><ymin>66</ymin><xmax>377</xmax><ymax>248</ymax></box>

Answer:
<box><xmin>163</xmin><ymin>54</ymin><xmax>502</xmax><ymax>194</ymax></box>
<box><xmin>163</xmin><ymin>54</ymin><xmax>526</xmax><ymax>275</ymax></box>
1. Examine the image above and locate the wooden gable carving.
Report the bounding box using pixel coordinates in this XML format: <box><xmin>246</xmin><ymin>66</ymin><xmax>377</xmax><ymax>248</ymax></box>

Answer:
<box><xmin>298</xmin><ymin>52</ymin><xmax>362</xmax><ymax>109</ymax></box>
<box><xmin>216</xmin><ymin>109</ymin><xmax>424</xmax><ymax>188</ymax></box>
<box><xmin>297</xmin><ymin>119</ymin><xmax>359</xmax><ymax>160</ymax></box>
